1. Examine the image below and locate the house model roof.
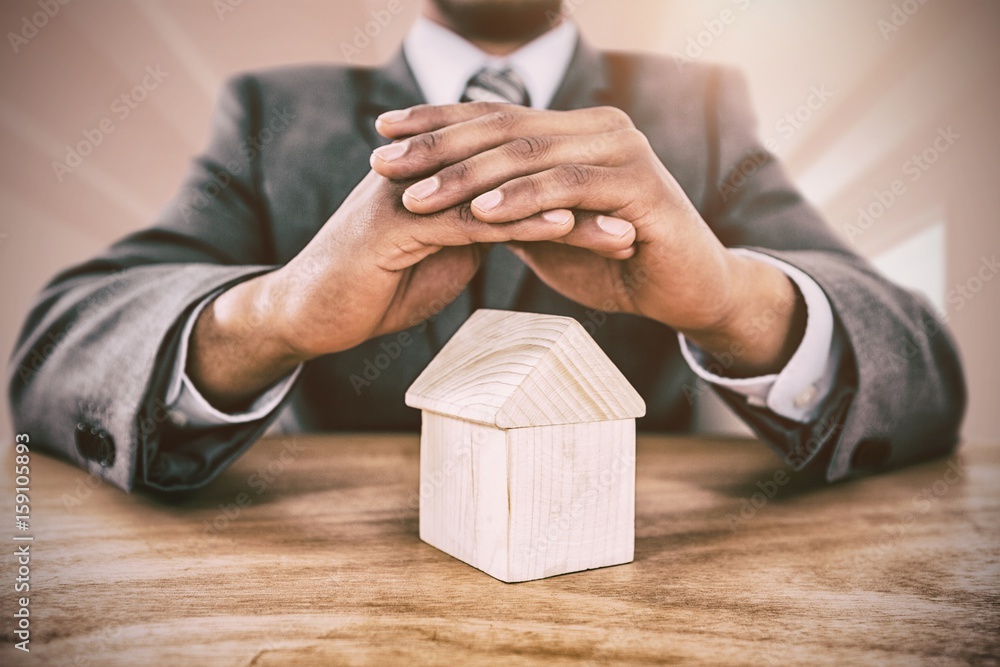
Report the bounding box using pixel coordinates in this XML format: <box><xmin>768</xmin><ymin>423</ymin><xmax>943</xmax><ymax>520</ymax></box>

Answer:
<box><xmin>405</xmin><ymin>309</ymin><xmax>646</xmax><ymax>428</ymax></box>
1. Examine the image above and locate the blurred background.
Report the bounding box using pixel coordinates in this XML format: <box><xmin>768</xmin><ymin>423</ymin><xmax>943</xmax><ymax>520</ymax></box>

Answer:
<box><xmin>1</xmin><ymin>0</ymin><xmax>997</xmax><ymax>443</ymax></box>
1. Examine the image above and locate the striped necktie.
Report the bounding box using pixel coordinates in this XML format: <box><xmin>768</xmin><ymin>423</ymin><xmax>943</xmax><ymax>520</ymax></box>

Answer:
<box><xmin>461</xmin><ymin>67</ymin><xmax>532</xmax><ymax>107</ymax></box>
<box><xmin>460</xmin><ymin>68</ymin><xmax>530</xmax><ymax>313</ymax></box>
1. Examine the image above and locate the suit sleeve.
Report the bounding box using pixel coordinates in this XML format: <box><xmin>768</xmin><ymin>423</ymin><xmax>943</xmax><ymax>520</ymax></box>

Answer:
<box><xmin>7</xmin><ymin>74</ymin><xmax>290</xmax><ymax>493</ymax></box>
<box><xmin>702</xmin><ymin>66</ymin><xmax>966</xmax><ymax>481</ymax></box>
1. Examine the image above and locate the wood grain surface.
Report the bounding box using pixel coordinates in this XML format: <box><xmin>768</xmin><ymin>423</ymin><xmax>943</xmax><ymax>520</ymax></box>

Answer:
<box><xmin>2</xmin><ymin>434</ymin><xmax>998</xmax><ymax>666</ymax></box>
<box><xmin>419</xmin><ymin>414</ymin><xmax>635</xmax><ymax>582</ymax></box>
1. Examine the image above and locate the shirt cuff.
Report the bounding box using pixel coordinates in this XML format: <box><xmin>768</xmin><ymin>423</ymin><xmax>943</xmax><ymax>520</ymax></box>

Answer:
<box><xmin>678</xmin><ymin>248</ymin><xmax>842</xmax><ymax>423</ymax></box>
<box><xmin>164</xmin><ymin>290</ymin><xmax>301</xmax><ymax>429</ymax></box>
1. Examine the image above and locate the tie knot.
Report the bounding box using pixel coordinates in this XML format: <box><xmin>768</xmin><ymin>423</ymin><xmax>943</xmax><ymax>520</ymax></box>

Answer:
<box><xmin>461</xmin><ymin>67</ymin><xmax>531</xmax><ymax>107</ymax></box>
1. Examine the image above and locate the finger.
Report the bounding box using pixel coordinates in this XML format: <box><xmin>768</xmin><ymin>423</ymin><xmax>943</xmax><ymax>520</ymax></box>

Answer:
<box><xmin>375</xmin><ymin>102</ymin><xmax>505</xmax><ymax>138</ymax></box>
<box><xmin>370</xmin><ymin>105</ymin><xmax>635</xmax><ymax>179</ymax></box>
<box><xmin>507</xmin><ymin>240</ymin><xmax>637</xmax><ymax>265</ymax></box>
<box><xmin>547</xmin><ymin>213</ymin><xmax>637</xmax><ymax>256</ymax></box>
<box><xmin>375</xmin><ymin>245</ymin><xmax>482</xmax><ymax>334</ymax></box>
<box><xmin>399</xmin><ymin>131</ymin><xmax>636</xmax><ymax>215</ymax></box>
<box><xmin>466</xmin><ymin>165</ymin><xmax>637</xmax><ymax>223</ymax></box>
<box><xmin>378</xmin><ymin>102</ymin><xmax>633</xmax><ymax>138</ymax></box>
<box><xmin>403</xmin><ymin>206</ymin><xmax>576</xmax><ymax>248</ymax></box>
<box><xmin>600</xmin><ymin>247</ymin><xmax>638</xmax><ymax>260</ymax></box>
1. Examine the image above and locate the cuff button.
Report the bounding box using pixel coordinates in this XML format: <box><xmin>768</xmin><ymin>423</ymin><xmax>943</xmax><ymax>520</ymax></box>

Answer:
<box><xmin>794</xmin><ymin>385</ymin><xmax>818</xmax><ymax>409</ymax></box>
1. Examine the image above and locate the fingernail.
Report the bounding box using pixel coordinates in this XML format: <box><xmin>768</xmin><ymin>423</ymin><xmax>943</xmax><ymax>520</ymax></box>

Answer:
<box><xmin>405</xmin><ymin>176</ymin><xmax>440</xmax><ymax>201</ymax></box>
<box><xmin>597</xmin><ymin>215</ymin><xmax>633</xmax><ymax>238</ymax></box>
<box><xmin>372</xmin><ymin>141</ymin><xmax>409</xmax><ymax>162</ymax></box>
<box><xmin>542</xmin><ymin>210</ymin><xmax>572</xmax><ymax>225</ymax></box>
<box><xmin>377</xmin><ymin>109</ymin><xmax>410</xmax><ymax>123</ymax></box>
<box><xmin>473</xmin><ymin>190</ymin><xmax>503</xmax><ymax>212</ymax></box>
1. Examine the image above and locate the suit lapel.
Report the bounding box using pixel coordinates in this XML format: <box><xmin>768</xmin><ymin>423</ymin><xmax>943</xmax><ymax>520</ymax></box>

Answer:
<box><xmin>359</xmin><ymin>51</ymin><xmax>426</xmax><ymax>151</ymax></box>
<box><xmin>549</xmin><ymin>37</ymin><xmax>612</xmax><ymax>112</ymax></box>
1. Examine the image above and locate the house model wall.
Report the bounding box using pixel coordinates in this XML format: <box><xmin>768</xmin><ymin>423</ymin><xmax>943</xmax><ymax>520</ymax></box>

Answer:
<box><xmin>405</xmin><ymin>309</ymin><xmax>646</xmax><ymax>583</ymax></box>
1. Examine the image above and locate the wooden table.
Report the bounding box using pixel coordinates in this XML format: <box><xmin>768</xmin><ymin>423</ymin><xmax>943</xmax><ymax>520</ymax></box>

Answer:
<box><xmin>3</xmin><ymin>434</ymin><xmax>998</xmax><ymax>666</ymax></box>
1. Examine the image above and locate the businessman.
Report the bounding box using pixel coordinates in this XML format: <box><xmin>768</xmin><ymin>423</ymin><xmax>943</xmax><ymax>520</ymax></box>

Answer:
<box><xmin>9</xmin><ymin>0</ymin><xmax>965</xmax><ymax>493</ymax></box>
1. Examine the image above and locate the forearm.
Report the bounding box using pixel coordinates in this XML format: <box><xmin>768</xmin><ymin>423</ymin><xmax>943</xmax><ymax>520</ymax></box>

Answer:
<box><xmin>186</xmin><ymin>272</ymin><xmax>307</xmax><ymax>411</ymax></box>
<box><xmin>681</xmin><ymin>253</ymin><xmax>807</xmax><ymax>378</ymax></box>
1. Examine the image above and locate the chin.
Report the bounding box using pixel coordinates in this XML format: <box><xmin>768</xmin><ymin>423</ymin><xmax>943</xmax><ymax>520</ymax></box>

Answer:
<box><xmin>429</xmin><ymin>0</ymin><xmax>565</xmax><ymax>42</ymax></box>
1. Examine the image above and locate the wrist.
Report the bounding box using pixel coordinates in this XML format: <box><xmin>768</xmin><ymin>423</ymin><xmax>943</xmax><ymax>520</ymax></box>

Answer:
<box><xmin>185</xmin><ymin>273</ymin><xmax>306</xmax><ymax>411</ymax></box>
<box><xmin>209</xmin><ymin>271</ymin><xmax>310</xmax><ymax>366</ymax></box>
<box><xmin>681</xmin><ymin>253</ymin><xmax>805</xmax><ymax>378</ymax></box>
<box><xmin>265</xmin><ymin>261</ymin><xmax>376</xmax><ymax>359</ymax></box>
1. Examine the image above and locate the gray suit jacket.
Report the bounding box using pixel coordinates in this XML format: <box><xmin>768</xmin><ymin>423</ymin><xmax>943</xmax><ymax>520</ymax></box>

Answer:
<box><xmin>8</xmin><ymin>40</ymin><xmax>966</xmax><ymax>493</ymax></box>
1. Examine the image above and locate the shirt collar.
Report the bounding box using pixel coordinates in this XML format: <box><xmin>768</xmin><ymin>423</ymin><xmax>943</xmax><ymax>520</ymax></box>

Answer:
<box><xmin>402</xmin><ymin>16</ymin><xmax>578</xmax><ymax>109</ymax></box>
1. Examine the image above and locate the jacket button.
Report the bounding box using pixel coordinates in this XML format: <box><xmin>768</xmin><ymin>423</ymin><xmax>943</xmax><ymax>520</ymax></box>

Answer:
<box><xmin>75</xmin><ymin>422</ymin><xmax>116</xmax><ymax>467</ymax></box>
<box><xmin>74</xmin><ymin>422</ymin><xmax>92</xmax><ymax>458</ymax></box>
<box><xmin>95</xmin><ymin>430</ymin><xmax>115</xmax><ymax>467</ymax></box>
<box><xmin>851</xmin><ymin>438</ymin><xmax>892</xmax><ymax>470</ymax></box>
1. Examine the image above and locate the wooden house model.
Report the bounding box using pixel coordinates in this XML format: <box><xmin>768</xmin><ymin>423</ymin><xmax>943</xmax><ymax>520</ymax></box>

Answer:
<box><xmin>405</xmin><ymin>309</ymin><xmax>646</xmax><ymax>583</ymax></box>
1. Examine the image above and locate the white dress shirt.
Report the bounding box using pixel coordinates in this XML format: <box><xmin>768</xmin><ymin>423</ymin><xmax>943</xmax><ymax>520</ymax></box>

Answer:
<box><xmin>165</xmin><ymin>15</ymin><xmax>841</xmax><ymax>427</ymax></box>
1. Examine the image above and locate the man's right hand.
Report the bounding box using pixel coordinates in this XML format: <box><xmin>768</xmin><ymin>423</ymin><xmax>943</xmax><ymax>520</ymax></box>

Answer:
<box><xmin>185</xmin><ymin>169</ymin><xmax>598</xmax><ymax>410</ymax></box>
